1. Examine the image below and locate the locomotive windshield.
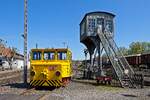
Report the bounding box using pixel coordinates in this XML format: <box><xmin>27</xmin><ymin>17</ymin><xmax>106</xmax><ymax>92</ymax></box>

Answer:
<box><xmin>32</xmin><ymin>51</ymin><xmax>42</xmax><ymax>60</ymax></box>
<box><xmin>58</xmin><ymin>52</ymin><xmax>67</xmax><ymax>60</ymax></box>
<box><xmin>31</xmin><ymin>49</ymin><xmax>70</xmax><ymax>61</ymax></box>
<box><xmin>44</xmin><ymin>52</ymin><xmax>55</xmax><ymax>60</ymax></box>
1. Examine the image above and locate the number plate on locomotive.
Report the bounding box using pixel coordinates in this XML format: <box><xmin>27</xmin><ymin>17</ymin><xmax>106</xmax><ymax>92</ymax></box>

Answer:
<box><xmin>48</xmin><ymin>65</ymin><xmax>57</xmax><ymax>71</ymax></box>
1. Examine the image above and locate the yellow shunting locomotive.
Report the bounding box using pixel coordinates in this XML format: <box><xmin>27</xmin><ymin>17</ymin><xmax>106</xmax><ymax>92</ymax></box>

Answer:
<box><xmin>30</xmin><ymin>48</ymin><xmax>72</xmax><ymax>87</ymax></box>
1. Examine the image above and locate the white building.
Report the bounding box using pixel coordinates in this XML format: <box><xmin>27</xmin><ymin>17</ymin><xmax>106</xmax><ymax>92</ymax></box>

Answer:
<box><xmin>12</xmin><ymin>53</ymin><xmax>24</xmax><ymax>69</ymax></box>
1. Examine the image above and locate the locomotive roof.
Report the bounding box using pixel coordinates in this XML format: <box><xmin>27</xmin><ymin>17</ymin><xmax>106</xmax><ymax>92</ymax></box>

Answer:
<box><xmin>31</xmin><ymin>48</ymin><xmax>70</xmax><ymax>51</ymax></box>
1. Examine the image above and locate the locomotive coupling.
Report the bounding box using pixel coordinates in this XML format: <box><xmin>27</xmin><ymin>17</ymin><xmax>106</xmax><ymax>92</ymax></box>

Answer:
<box><xmin>41</xmin><ymin>72</ymin><xmax>48</xmax><ymax>79</ymax></box>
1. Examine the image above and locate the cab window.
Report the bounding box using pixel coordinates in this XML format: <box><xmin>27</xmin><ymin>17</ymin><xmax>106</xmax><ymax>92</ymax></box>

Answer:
<box><xmin>58</xmin><ymin>52</ymin><xmax>67</xmax><ymax>60</ymax></box>
<box><xmin>44</xmin><ymin>52</ymin><xmax>55</xmax><ymax>60</ymax></box>
<box><xmin>32</xmin><ymin>51</ymin><xmax>41</xmax><ymax>60</ymax></box>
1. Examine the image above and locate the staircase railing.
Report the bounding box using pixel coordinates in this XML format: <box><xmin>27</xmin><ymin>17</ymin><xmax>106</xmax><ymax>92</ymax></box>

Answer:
<box><xmin>104</xmin><ymin>31</ymin><xmax>135</xmax><ymax>76</ymax></box>
<box><xmin>97</xmin><ymin>30</ymin><xmax>124</xmax><ymax>86</ymax></box>
<box><xmin>97</xmin><ymin>27</ymin><xmax>135</xmax><ymax>87</ymax></box>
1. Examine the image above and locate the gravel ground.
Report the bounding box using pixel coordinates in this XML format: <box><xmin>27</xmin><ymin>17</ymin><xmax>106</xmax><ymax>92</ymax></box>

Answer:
<box><xmin>0</xmin><ymin>80</ymin><xmax>150</xmax><ymax>100</ymax></box>
<box><xmin>47</xmin><ymin>81</ymin><xmax>150</xmax><ymax>100</ymax></box>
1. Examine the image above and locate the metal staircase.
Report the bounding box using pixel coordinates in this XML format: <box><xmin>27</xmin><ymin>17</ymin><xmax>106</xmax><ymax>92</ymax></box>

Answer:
<box><xmin>97</xmin><ymin>27</ymin><xmax>136</xmax><ymax>88</ymax></box>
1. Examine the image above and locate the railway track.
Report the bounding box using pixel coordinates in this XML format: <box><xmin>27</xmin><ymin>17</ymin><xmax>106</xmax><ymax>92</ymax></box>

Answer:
<box><xmin>38</xmin><ymin>92</ymin><xmax>52</xmax><ymax>100</ymax></box>
<box><xmin>0</xmin><ymin>69</ymin><xmax>29</xmax><ymax>85</ymax></box>
<box><xmin>19</xmin><ymin>88</ymin><xmax>35</xmax><ymax>95</ymax></box>
<box><xmin>0</xmin><ymin>74</ymin><xmax>21</xmax><ymax>85</ymax></box>
<box><xmin>0</xmin><ymin>70</ymin><xmax>22</xmax><ymax>78</ymax></box>
<box><xmin>18</xmin><ymin>87</ymin><xmax>52</xmax><ymax>99</ymax></box>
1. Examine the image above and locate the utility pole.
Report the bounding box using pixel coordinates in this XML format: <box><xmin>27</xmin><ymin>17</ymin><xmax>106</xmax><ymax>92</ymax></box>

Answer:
<box><xmin>24</xmin><ymin>0</ymin><xmax>28</xmax><ymax>85</ymax></box>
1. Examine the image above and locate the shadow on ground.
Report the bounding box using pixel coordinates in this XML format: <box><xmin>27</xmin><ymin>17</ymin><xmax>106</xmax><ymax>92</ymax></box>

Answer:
<box><xmin>71</xmin><ymin>78</ymin><xmax>121</xmax><ymax>88</ymax></box>
<box><xmin>121</xmin><ymin>94</ymin><xmax>137</xmax><ymax>97</ymax></box>
<box><xmin>147</xmin><ymin>94</ymin><xmax>150</xmax><ymax>97</ymax></box>
<box><xmin>2</xmin><ymin>82</ymin><xmax>29</xmax><ymax>89</ymax></box>
<box><xmin>2</xmin><ymin>82</ymin><xmax>57</xmax><ymax>91</ymax></box>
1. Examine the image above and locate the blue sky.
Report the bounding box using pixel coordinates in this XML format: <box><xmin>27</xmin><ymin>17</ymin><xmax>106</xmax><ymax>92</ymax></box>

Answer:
<box><xmin>0</xmin><ymin>0</ymin><xmax>150</xmax><ymax>60</ymax></box>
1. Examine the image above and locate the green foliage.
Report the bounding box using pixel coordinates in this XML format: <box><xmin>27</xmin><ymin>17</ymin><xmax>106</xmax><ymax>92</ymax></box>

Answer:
<box><xmin>118</xmin><ymin>47</ymin><xmax>128</xmax><ymax>55</ymax></box>
<box><xmin>120</xmin><ymin>42</ymin><xmax>150</xmax><ymax>55</ymax></box>
<box><xmin>141</xmin><ymin>42</ymin><xmax>150</xmax><ymax>53</ymax></box>
<box><xmin>128</xmin><ymin>42</ymin><xmax>143</xmax><ymax>54</ymax></box>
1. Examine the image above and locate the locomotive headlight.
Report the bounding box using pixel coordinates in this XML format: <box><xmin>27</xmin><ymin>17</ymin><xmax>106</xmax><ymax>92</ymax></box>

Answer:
<box><xmin>55</xmin><ymin>71</ymin><xmax>61</xmax><ymax>77</ymax></box>
<box><xmin>31</xmin><ymin>71</ymin><xmax>35</xmax><ymax>76</ymax></box>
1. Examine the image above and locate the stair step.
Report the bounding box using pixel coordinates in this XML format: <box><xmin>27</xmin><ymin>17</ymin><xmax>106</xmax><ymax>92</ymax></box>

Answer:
<box><xmin>122</xmin><ymin>79</ymin><xmax>130</xmax><ymax>81</ymax></box>
<box><xmin>97</xmin><ymin>31</ymin><xmax>137</xmax><ymax>88</ymax></box>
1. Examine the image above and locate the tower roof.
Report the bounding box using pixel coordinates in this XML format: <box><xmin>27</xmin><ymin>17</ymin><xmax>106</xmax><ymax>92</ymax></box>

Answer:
<box><xmin>80</xmin><ymin>11</ymin><xmax>115</xmax><ymax>25</ymax></box>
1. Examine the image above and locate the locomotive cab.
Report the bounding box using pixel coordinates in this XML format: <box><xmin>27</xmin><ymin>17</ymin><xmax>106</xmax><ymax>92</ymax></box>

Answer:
<box><xmin>30</xmin><ymin>48</ymin><xmax>72</xmax><ymax>87</ymax></box>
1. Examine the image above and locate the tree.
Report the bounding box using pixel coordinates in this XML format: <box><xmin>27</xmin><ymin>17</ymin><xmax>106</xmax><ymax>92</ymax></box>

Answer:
<box><xmin>141</xmin><ymin>42</ymin><xmax>150</xmax><ymax>53</ymax></box>
<box><xmin>118</xmin><ymin>47</ymin><xmax>128</xmax><ymax>55</ymax></box>
<box><xmin>5</xmin><ymin>47</ymin><xmax>17</xmax><ymax>70</ymax></box>
<box><xmin>0</xmin><ymin>39</ymin><xmax>18</xmax><ymax>70</ymax></box>
<box><xmin>128</xmin><ymin>42</ymin><xmax>150</xmax><ymax>54</ymax></box>
<box><xmin>128</xmin><ymin>42</ymin><xmax>144</xmax><ymax>54</ymax></box>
